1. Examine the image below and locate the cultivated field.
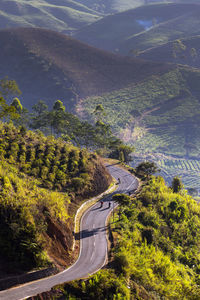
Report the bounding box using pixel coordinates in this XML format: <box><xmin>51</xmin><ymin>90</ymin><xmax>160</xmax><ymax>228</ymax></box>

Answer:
<box><xmin>131</xmin><ymin>154</ymin><xmax>200</xmax><ymax>193</ymax></box>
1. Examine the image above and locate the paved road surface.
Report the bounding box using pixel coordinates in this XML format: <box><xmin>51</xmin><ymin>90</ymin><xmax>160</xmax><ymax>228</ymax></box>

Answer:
<box><xmin>0</xmin><ymin>163</ymin><xmax>138</xmax><ymax>300</ymax></box>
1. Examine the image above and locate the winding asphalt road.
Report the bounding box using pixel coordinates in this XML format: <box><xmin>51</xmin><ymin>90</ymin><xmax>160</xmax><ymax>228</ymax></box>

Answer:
<box><xmin>0</xmin><ymin>163</ymin><xmax>138</xmax><ymax>300</ymax></box>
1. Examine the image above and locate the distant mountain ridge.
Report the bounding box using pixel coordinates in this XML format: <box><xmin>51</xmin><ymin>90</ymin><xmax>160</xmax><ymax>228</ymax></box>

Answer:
<box><xmin>0</xmin><ymin>27</ymin><xmax>172</xmax><ymax>110</ymax></box>
<box><xmin>0</xmin><ymin>0</ymin><xmax>101</xmax><ymax>33</ymax></box>
<box><xmin>74</xmin><ymin>3</ymin><xmax>200</xmax><ymax>55</ymax></box>
<box><xmin>0</xmin><ymin>0</ymin><xmax>195</xmax><ymax>35</ymax></box>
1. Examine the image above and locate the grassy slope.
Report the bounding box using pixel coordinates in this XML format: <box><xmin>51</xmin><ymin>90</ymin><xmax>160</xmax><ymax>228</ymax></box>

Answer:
<box><xmin>139</xmin><ymin>35</ymin><xmax>200</xmax><ymax>68</ymax></box>
<box><xmin>0</xmin><ymin>27</ymin><xmax>171</xmax><ymax>110</ymax></box>
<box><xmin>0</xmin><ymin>0</ymin><xmax>100</xmax><ymax>33</ymax></box>
<box><xmin>74</xmin><ymin>3</ymin><xmax>200</xmax><ymax>54</ymax></box>
<box><xmin>0</xmin><ymin>122</ymin><xmax>111</xmax><ymax>276</ymax></box>
<box><xmin>78</xmin><ymin>66</ymin><xmax>200</xmax><ymax>158</ymax></box>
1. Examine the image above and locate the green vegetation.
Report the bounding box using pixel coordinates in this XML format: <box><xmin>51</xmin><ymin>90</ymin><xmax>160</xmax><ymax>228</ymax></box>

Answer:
<box><xmin>0</xmin><ymin>121</ymin><xmax>104</xmax><ymax>194</ymax></box>
<box><xmin>52</xmin><ymin>176</ymin><xmax>200</xmax><ymax>299</ymax></box>
<box><xmin>0</xmin><ymin>157</ymin><xmax>69</xmax><ymax>271</ymax></box>
<box><xmin>30</xmin><ymin>100</ymin><xmax>132</xmax><ymax>161</ymax></box>
<box><xmin>81</xmin><ymin>67</ymin><xmax>200</xmax><ymax>157</ymax></box>
<box><xmin>0</xmin><ymin>121</ymin><xmax>111</xmax><ymax>273</ymax></box>
<box><xmin>135</xmin><ymin>161</ymin><xmax>159</xmax><ymax>179</ymax></box>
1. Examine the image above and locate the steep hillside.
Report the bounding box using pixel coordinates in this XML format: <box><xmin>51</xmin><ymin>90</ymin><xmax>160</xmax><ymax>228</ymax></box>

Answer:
<box><xmin>0</xmin><ymin>0</ymin><xmax>100</xmax><ymax>33</ymax></box>
<box><xmin>74</xmin><ymin>3</ymin><xmax>200</xmax><ymax>54</ymax></box>
<box><xmin>139</xmin><ymin>35</ymin><xmax>200</xmax><ymax>68</ymax></box>
<box><xmin>0</xmin><ymin>27</ymin><xmax>172</xmax><ymax>110</ymax></box>
<box><xmin>0</xmin><ymin>122</ymin><xmax>111</xmax><ymax>276</ymax></box>
<box><xmin>77</xmin><ymin>66</ymin><xmax>200</xmax><ymax>158</ymax></box>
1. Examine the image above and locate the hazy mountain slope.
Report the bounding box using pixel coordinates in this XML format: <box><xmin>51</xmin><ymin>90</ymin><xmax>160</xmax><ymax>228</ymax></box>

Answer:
<box><xmin>120</xmin><ymin>8</ymin><xmax>200</xmax><ymax>55</ymax></box>
<box><xmin>0</xmin><ymin>0</ymin><xmax>100</xmax><ymax>33</ymax></box>
<box><xmin>0</xmin><ymin>27</ymin><xmax>172</xmax><ymax>110</ymax></box>
<box><xmin>74</xmin><ymin>3</ymin><xmax>200</xmax><ymax>54</ymax></box>
<box><xmin>138</xmin><ymin>35</ymin><xmax>200</xmax><ymax>68</ymax></box>
<box><xmin>75</xmin><ymin>0</ymin><xmax>180</xmax><ymax>14</ymax></box>
<box><xmin>77</xmin><ymin>66</ymin><xmax>200</xmax><ymax>158</ymax></box>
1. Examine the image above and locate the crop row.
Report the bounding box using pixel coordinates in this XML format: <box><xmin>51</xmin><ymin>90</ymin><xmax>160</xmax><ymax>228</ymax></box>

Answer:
<box><xmin>0</xmin><ymin>123</ymin><xmax>92</xmax><ymax>192</ymax></box>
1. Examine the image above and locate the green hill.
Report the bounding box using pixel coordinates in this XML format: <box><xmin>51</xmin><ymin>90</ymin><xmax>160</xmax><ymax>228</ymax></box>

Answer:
<box><xmin>77</xmin><ymin>66</ymin><xmax>200</xmax><ymax>158</ymax></box>
<box><xmin>74</xmin><ymin>3</ymin><xmax>200</xmax><ymax>54</ymax></box>
<box><xmin>0</xmin><ymin>0</ymin><xmax>100</xmax><ymax>34</ymax></box>
<box><xmin>0</xmin><ymin>27</ymin><xmax>171</xmax><ymax>110</ymax></box>
<box><xmin>0</xmin><ymin>122</ymin><xmax>111</xmax><ymax>276</ymax></box>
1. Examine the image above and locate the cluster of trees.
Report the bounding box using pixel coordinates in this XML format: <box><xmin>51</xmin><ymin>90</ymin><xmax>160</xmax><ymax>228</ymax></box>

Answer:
<box><xmin>0</xmin><ymin>122</ymin><xmax>101</xmax><ymax>193</ymax></box>
<box><xmin>172</xmin><ymin>39</ymin><xmax>198</xmax><ymax>61</ymax></box>
<box><xmin>29</xmin><ymin>100</ymin><xmax>134</xmax><ymax>162</ymax></box>
<box><xmin>57</xmin><ymin>175</ymin><xmax>200</xmax><ymax>299</ymax></box>
<box><xmin>0</xmin><ymin>77</ymin><xmax>135</xmax><ymax>162</ymax></box>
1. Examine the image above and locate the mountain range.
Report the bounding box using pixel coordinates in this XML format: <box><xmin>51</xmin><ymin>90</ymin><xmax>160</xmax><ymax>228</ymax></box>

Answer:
<box><xmin>0</xmin><ymin>27</ymin><xmax>171</xmax><ymax>110</ymax></box>
<box><xmin>74</xmin><ymin>3</ymin><xmax>200</xmax><ymax>55</ymax></box>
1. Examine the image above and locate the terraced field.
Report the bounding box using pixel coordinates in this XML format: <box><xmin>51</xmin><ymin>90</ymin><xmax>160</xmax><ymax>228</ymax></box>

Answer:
<box><xmin>131</xmin><ymin>155</ymin><xmax>200</xmax><ymax>193</ymax></box>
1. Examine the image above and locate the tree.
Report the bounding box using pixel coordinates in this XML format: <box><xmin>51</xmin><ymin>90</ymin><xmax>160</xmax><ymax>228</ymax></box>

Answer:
<box><xmin>11</xmin><ymin>98</ymin><xmax>29</xmax><ymax>127</ymax></box>
<box><xmin>112</xmin><ymin>193</ymin><xmax>131</xmax><ymax>206</ymax></box>
<box><xmin>190</xmin><ymin>48</ymin><xmax>197</xmax><ymax>60</ymax></box>
<box><xmin>53</xmin><ymin>99</ymin><xmax>66</xmax><ymax>112</ymax></box>
<box><xmin>0</xmin><ymin>77</ymin><xmax>21</xmax><ymax>98</ymax></box>
<box><xmin>172</xmin><ymin>40</ymin><xmax>186</xmax><ymax>59</ymax></box>
<box><xmin>31</xmin><ymin>100</ymin><xmax>49</xmax><ymax>132</ymax></box>
<box><xmin>135</xmin><ymin>161</ymin><xmax>159</xmax><ymax>178</ymax></box>
<box><xmin>171</xmin><ymin>177</ymin><xmax>183</xmax><ymax>193</ymax></box>
<box><xmin>11</xmin><ymin>98</ymin><xmax>23</xmax><ymax>113</ymax></box>
<box><xmin>93</xmin><ymin>104</ymin><xmax>105</xmax><ymax>122</ymax></box>
<box><xmin>0</xmin><ymin>77</ymin><xmax>21</xmax><ymax>121</ymax></box>
<box><xmin>117</xmin><ymin>144</ymin><xmax>134</xmax><ymax>163</ymax></box>
<box><xmin>50</xmin><ymin>100</ymin><xmax>67</xmax><ymax>135</ymax></box>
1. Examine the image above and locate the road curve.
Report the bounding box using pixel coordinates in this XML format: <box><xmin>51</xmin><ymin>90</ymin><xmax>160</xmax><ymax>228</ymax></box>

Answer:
<box><xmin>0</xmin><ymin>164</ymin><xmax>138</xmax><ymax>300</ymax></box>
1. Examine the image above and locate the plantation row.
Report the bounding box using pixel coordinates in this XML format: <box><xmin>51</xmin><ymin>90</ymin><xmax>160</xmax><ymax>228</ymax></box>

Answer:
<box><xmin>0</xmin><ymin>122</ymin><xmax>93</xmax><ymax>192</ymax></box>
<box><xmin>159</xmin><ymin>158</ymin><xmax>200</xmax><ymax>171</ymax></box>
<box><xmin>131</xmin><ymin>156</ymin><xmax>200</xmax><ymax>190</ymax></box>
